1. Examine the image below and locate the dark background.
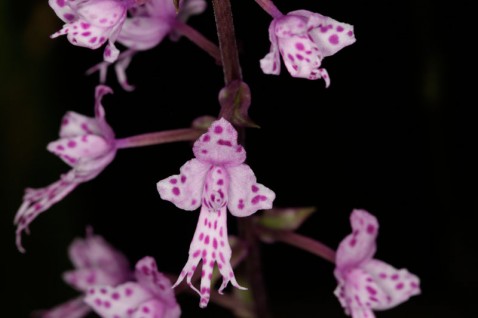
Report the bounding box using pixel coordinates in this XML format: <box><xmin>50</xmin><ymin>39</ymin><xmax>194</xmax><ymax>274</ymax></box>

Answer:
<box><xmin>1</xmin><ymin>0</ymin><xmax>476</xmax><ymax>317</ymax></box>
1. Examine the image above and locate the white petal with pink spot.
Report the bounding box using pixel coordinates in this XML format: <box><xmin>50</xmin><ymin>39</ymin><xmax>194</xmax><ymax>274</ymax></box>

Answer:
<box><xmin>157</xmin><ymin>118</ymin><xmax>274</xmax><ymax>307</ymax></box>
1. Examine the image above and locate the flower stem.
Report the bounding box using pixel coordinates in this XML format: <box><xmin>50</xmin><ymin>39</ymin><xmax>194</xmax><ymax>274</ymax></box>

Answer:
<box><xmin>115</xmin><ymin>128</ymin><xmax>203</xmax><ymax>149</ymax></box>
<box><xmin>212</xmin><ymin>1</ymin><xmax>270</xmax><ymax>316</ymax></box>
<box><xmin>173</xmin><ymin>20</ymin><xmax>222</xmax><ymax>65</ymax></box>
<box><xmin>257</xmin><ymin>226</ymin><xmax>336</xmax><ymax>264</ymax></box>
<box><xmin>254</xmin><ymin>0</ymin><xmax>283</xmax><ymax>18</ymax></box>
<box><xmin>212</xmin><ymin>0</ymin><xmax>242</xmax><ymax>86</ymax></box>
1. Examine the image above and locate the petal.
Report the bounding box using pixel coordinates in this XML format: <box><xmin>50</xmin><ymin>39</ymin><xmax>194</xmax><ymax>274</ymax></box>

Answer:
<box><xmin>260</xmin><ymin>20</ymin><xmax>281</xmax><ymax>75</ymax></box>
<box><xmin>157</xmin><ymin>158</ymin><xmax>210</xmax><ymax>211</ymax></box>
<box><xmin>84</xmin><ymin>283</ymin><xmax>151</xmax><ymax>318</ymax></box>
<box><xmin>14</xmin><ymin>175</ymin><xmax>78</xmax><ymax>252</ymax></box>
<box><xmin>134</xmin><ymin>257</ymin><xmax>178</xmax><ymax>308</ymax></box>
<box><xmin>63</xmin><ymin>267</ymin><xmax>128</xmax><ymax>292</ymax></box>
<box><xmin>173</xmin><ymin>206</ymin><xmax>245</xmax><ymax>308</ymax></box>
<box><xmin>362</xmin><ymin>259</ymin><xmax>421</xmax><ymax>309</ymax></box>
<box><xmin>68</xmin><ymin>234</ymin><xmax>131</xmax><ymax>282</ymax></box>
<box><xmin>308</xmin><ymin>15</ymin><xmax>356</xmax><ymax>57</ymax></box>
<box><xmin>118</xmin><ymin>17</ymin><xmax>171</xmax><ymax>50</ymax></box>
<box><xmin>64</xmin><ymin>20</ymin><xmax>110</xmax><ymax>50</ymax></box>
<box><xmin>170</xmin><ymin>0</ymin><xmax>207</xmax><ymax>41</ymax></box>
<box><xmin>130</xmin><ymin>299</ymin><xmax>165</xmax><ymax>318</ymax></box>
<box><xmin>227</xmin><ymin>164</ymin><xmax>275</xmax><ymax>217</ymax></box>
<box><xmin>192</xmin><ymin>118</ymin><xmax>246</xmax><ymax>166</ymax></box>
<box><xmin>336</xmin><ymin>209</ymin><xmax>379</xmax><ymax>271</ymax></box>
<box><xmin>49</xmin><ymin>0</ymin><xmax>77</xmax><ymax>23</ymax></box>
<box><xmin>337</xmin><ymin>268</ymin><xmax>378</xmax><ymax>318</ymax></box>
<box><xmin>59</xmin><ymin>111</ymin><xmax>102</xmax><ymax>139</ymax></box>
<box><xmin>114</xmin><ymin>50</ymin><xmax>137</xmax><ymax>91</ymax></box>
<box><xmin>277</xmin><ymin>36</ymin><xmax>322</xmax><ymax>80</ymax></box>
<box><xmin>34</xmin><ymin>296</ymin><xmax>91</xmax><ymax>318</ymax></box>
<box><xmin>94</xmin><ymin>85</ymin><xmax>115</xmax><ymax>138</ymax></box>
<box><xmin>47</xmin><ymin>135</ymin><xmax>111</xmax><ymax>167</ymax></box>
<box><xmin>146</xmin><ymin>0</ymin><xmax>177</xmax><ymax>17</ymax></box>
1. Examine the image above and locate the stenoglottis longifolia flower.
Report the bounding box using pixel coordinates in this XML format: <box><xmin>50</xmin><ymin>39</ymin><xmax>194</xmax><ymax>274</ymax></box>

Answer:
<box><xmin>260</xmin><ymin>10</ymin><xmax>356</xmax><ymax>87</ymax></box>
<box><xmin>85</xmin><ymin>256</ymin><xmax>181</xmax><ymax>318</ymax></box>
<box><xmin>157</xmin><ymin>118</ymin><xmax>275</xmax><ymax>308</ymax></box>
<box><xmin>34</xmin><ymin>229</ymin><xmax>131</xmax><ymax>318</ymax></box>
<box><xmin>14</xmin><ymin>85</ymin><xmax>117</xmax><ymax>252</ymax></box>
<box><xmin>88</xmin><ymin>0</ymin><xmax>207</xmax><ymax>91</ymax></box>
<box><xmin>49</xmin><ymin>0</ymin><xmax>147</xmax><ymax>62</ymax></box>
<box><xmin>334</xmin><ymin>210</ymin><xmax>421</xmax><ymax>318</ymax></box>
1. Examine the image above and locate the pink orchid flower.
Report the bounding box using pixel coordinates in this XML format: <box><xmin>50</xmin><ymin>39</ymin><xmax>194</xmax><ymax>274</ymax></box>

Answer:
<box><xmin>260</xmin><ymin>10</ymin><xmax>356</xmax><ymax>87</ymax></box>
<box><xmin>334</xmin><ymin>209</ymin><xmax>421</xmax><ymax>318</ymax></box>
<box><xmin>35</xmin><ymin>230</ymin><xmax>131</xmax><ymax>318</ymax></box>
<box><xmin>14</xmin><ymin>85</ymin><xmax>116</xmax><ymax>252</ymax></box>
<box><xmin>89</xmin><ymin>0</ymin><xmax>206</xmax><ymax>91</ymax></box>
<box><xmin>85</xmin><ymin>256</ymin><xmax>181</xmax><ymax>318</ymax></box>
<box><xmin>157</xmin><ymin>118</ymin><xmax>275</xmax><ymax>307</ymax></box>
<box><xmin>49</xmin><ymin>0</ymin><xmax>147</xmax><ymax>62</ymax></box>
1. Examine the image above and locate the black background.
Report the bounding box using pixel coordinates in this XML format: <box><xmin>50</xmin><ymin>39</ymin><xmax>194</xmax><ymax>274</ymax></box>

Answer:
<box><xmin>1</xmin><ymin>0</ymin><xmax>476</xmax><ymax>317</ymax></box>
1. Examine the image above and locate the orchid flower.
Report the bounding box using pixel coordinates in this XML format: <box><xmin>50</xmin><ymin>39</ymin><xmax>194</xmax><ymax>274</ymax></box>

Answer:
<box><xmin>14</xmin><ymin>85</ymin><xmax>116</xmax><ymax>252</ymax></box>
<box><xmin>35</xmin><ymin>230</ymin><xmax>131</xmax><ymax>318</ymax></box>
<box><xmin>85</xmin><ymin>256</ymin><xmax>181</xmax><ymax>318</ymax></box>
<box><xmin>334</xmin><ymin>209</ymin><xmax>421</xmax><ymax>318</ymax></box>
<box><xmin>49</xmin><ymin>0</ymin><xmax>147</xmax><ymax>62</ymax></box>
<box><xmin>88</xmin><ymin>0</ymin><xmax>207</xmax><ymax>91</ymax></box>
<box><xmin>260</xmin><ymin>10</ymin><xmax>356</xmax><ymax>87</ymax></box>
<box><xmin>157</xmin><ymin>118</ymin><xmax>275</xmax><ymax>307</ymax></box>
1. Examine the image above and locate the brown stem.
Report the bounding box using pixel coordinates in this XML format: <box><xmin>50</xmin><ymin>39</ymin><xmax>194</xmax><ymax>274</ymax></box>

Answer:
<box><xmin>212</xmin><ymin>0</ymin><xmax>242</xmax><ymax>86</ymax></box>
<box><xmin>212</xmin><ymin>1</ymin><xmax>271</xmax><ymax>317</ymax></box>
<box><xmin>173</xmin><ymin>20</ymin><xmax>222</xmax><ymax>65</ymax></box>
<box><xmin>258</xmin><ymin>227</ymin><xmax>336</xmax><ymax>264</ymax></box>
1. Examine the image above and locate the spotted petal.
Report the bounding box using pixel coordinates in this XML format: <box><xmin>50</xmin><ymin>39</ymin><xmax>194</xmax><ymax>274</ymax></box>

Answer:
<box><xmin>130</xmin><ymin>299</ymin><xmax>166</xmax><ymax>318</ymax></box>
<box><xmin>227</xmin><ymin>164</ymin><xmax>275</xmax><ymax>217</ymax></box>
<box><xmin>84</xmin><ymin>283</ymin><xmax>152</xmax><ymax>318</ymax></box>
<box><xmin>59</xmin><ymin>111</ymin><xmax>102</xmax><ymax>138</ymax></box>
<box><xmin>67</xmin><ymin>234</ymin><xmax>130</xmax><ymax>282</ymax></box>
<box><xmin>47</xmin><ymin>135</ymin><xmax>111</xmax><ymax>167</ymax></box>
<box><xmin>48</xmin><ymin>0</ymin><xmax>77</xmax><ymax>23</ymax></box>
<box><xmin>15</xmin><ymin>175</ymin><xmax>78</xmax><ymax>252</ymax></box>
<box><xmin>63</xmin><ymin>267</ymin><xmax>125</xmax><ymax>292</ymax></box>
<box><xmin>336</xmin><ymin>209</ymin><xmax>379</xmax><ymax>271</ymax></box>
<box><xmin>118</xmin><ymin>17</ymin><xmax>172</xmax><ymax>50</ymax></box>
<box><xmin>33</xmin><ymin>296</ymin><xmax>91</xmax><ymax>318</ymax></box>
<box><xmin>134</xmin><ymin>257</ymin><xmax>178</xmax><ymax>309</ymax></box>
<box><xmin>192</xmin><ymin>118</ymin><xmax>246</xmax><ymax>166</ymax></box>
<box><xmin>260</xmin><ymin>20</ymin><xmax>281</xmax><ymax>75</ymax></box>
<box><xmin>157</xmin><ymin>158</ymin><xmax>210</xmax><ymax>211</ymax></box>
<box><xmin>362</xmin><ymin>259</ymin><xmax>421</xmax><ymax>309</ymax></box>
<box><xmin>306</xmin><ymin>15</ymin><xmax>356</xmax><ymax>57</ymax></box>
